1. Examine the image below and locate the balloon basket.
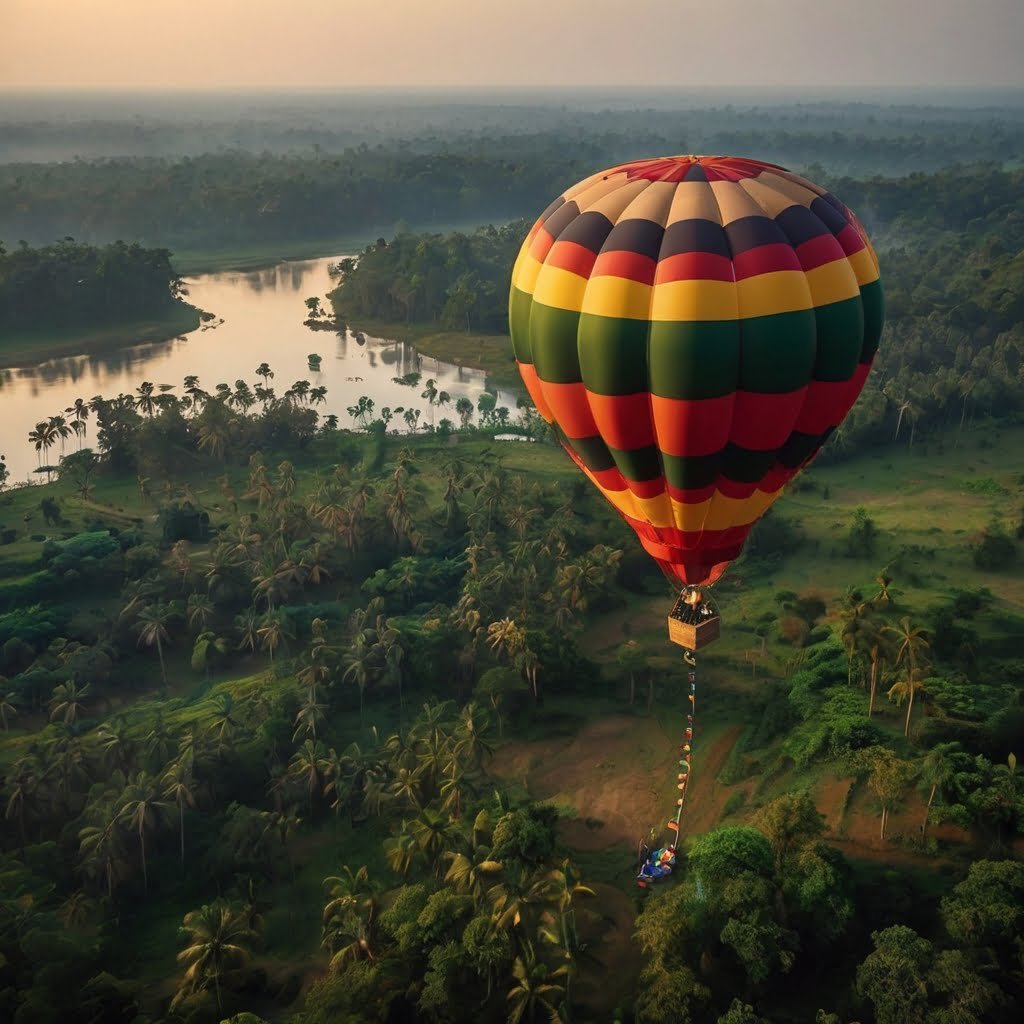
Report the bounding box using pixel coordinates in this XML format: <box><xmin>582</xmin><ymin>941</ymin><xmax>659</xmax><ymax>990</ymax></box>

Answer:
<box><xmin>667</xmin><ymin>589</ymin><xmax>721</xmax><ymax>650</ymax></box>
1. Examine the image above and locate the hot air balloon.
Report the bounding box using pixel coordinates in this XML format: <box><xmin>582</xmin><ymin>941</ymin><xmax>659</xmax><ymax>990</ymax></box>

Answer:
<box><xmin>508</xmin><ymin>155</ymin><xmax>883</xmax><ymax>651</ymax></box>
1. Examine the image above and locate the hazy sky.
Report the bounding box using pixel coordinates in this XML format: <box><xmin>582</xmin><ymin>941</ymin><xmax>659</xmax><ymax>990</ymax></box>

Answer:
<box><xmin>3</xmin><ymin>0</ymin><xmax>1023</xmax><ymax>90</ymax></box>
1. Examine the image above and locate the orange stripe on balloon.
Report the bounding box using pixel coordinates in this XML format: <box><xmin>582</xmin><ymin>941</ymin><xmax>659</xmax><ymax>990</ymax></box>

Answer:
<box><xmin>528</xmin><ymin>226</ymin><xmax>556</xmax><ymax>262</ymax></box>
<box><xmin>651</xmin><ymin>393</ymin><xmax>735</xmax><ymax>457</ymax></box>
<box><xmin>516</xmin><ymin>361</ymin><xmax>554</xmax><ymax>422</ymax></box>
<box><xmin>585</xmin><ymin>391</ymin><xmax>655</xmax><ymax>450</ymax></box>
<box><xmin>540</xmin><ymin>381</ymin><xmax>598</xmax><ymax>439</ymax></box>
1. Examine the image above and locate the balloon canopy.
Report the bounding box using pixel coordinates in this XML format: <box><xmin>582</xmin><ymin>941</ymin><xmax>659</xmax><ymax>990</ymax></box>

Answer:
<box><xmin>509</xmin><ymin>155</ymin><xmax>884</xmax><ymax>586</ymax></box>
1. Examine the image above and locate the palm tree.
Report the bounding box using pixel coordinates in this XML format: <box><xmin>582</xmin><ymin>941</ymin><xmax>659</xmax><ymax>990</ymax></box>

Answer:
<box><xmin>48</xmin><ymin>414</ymin><xmax>72</xmax><ymax>459</ymax></box>
<box><xmin>289</xmin><ymin>740</ymin><xmax>330</xmax><ymax>819</ymax></box>
<box><xmin>119</xmin><ymin>772</ymin><xmax>172</xmax><ymax>894</ymax></box>
<box><xmin>506</xmin><ymin>941</ymin><xmax>567</xmax><ymax>1024</ymax></box>
<box><xmin>255</xmin><ymin>363</ymin><xmax>274</xmax><ymax>385</ymax></box>
<box><xmin>293</xmin><ymin>687</ymin><xmax>328</xmax><ymax>742</ymax></box>
<box><xmin>257</xmin><ymin>609</ymin><xmax>290</xmax><ymax>664</ymax></box>
<box><xmin>173</xmin><ymin>901</ymin><xmax>257</xmax><ymax>1012</ymax></box>
<box><xmin>163</xmin><ymin>755</ymin><xmax>197</xmax><ymax>867</ymax></box>
<box><xmin>49</xmin><ymin>680</ymin><xmax>91</xmax><ymax>725</ymax></box>
<box><xmin>885</xmin><ymin>617</ymin><xmax>931</xmax><ymax>736</ymax></box>
<box><xmin>206</xmin><ymin>694</ymin><xmax>239</xmax><ymax>754</ymax></box>
<box><xmin>78</xmin><ymin>816</ymin><xmax>128</xmax><ymax>900</ymax></box>
<box><xmin>145</xmin><ymin>711</ymin><xmax>174</xmax><ymax>771</ymax></box>
<box><xmin>342</xmin><ymin>632</ymin><xmax>377</xmax><ymax>728</ymax></box>
<box><xmin>186</xmin><ymin>593</ymin><xmax>216</xmax><ymax>634</ymax></box>
<box><xmin>135</xmin><ymin>603</ymin><xmax>175</xmax><ymax>687</ymax></box>
<box><xmin>95</xmin><ymin>716</ymin><xmax>137</xmax><ymax>774</ymax></box>
<box><xmin>234</xmin><ymin>609</ymin><xmax>260</xmax><ymax>656</ymax></box>
<box><xmin>444</xmin><ymin>847</ymin><xmax>503</xmax><ymax>905</ymax></box>
<box><xmin>27</xmin><ymin>420</ymin><xmax>57</xmax><ymax>475</ymax></box>
<box><xmin>0</xmin><ymin>688</ymin><xmax>17</xmax><ymax>732</ymax></box>
<box><xmin>383</xmin><ymin>822</ymin><xmax>420</xmax><ymax>878</ymax></box>
<box><xmin>918</xmin><ymin>741</ymin><xmax>960</xmax><ymax>838</ymax></box>
<box><xmin>410</xmin><ymin>807</ymin><xmax>458</xmax><ymax>875</ymax></box>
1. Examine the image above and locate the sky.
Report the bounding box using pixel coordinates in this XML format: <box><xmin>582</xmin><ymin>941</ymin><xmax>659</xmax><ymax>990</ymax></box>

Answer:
<box><xmin>2</xmin><ymin>0</ymin><xmax>1023</xmax><ymax>91</ymax></box>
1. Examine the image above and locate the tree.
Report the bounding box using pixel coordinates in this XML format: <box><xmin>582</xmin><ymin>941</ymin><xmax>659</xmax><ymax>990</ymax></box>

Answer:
<box><xmin>506</xmin><ymin>941</ymin><xmax>567</xmax><ymax>1024</ymax></box>
<box><xmin>0</xmin><ymin>686</ymin><xmax>17</xmax><ymax>731</ymax></box>
<box><xmin>885</xmin><ymin>617</ymin><xmax>931</xmax><ymax>736</ymax></box>
<box><xmin>119</xmin><ymin>771</ymin><xmax>172</xmax><ymax>895</ymax></box>
<box><xmin>163</xmin><ymin>755</ymin><xmax>197</xmax><ymax>867</ymax></box>
<box><xmin>918</xmin><ymin>741</ymin><xmax>961</xmax><ymax>837</ymax></box>
<box><xmin>135</xmin><ymin>603</ymin><xmax>175</xmax><ymax>687</ymax></box>
<box><xmin>865</xmin><ymin>748</ymin><xmax>916</xmax><ymax>840</ymax></box>
<box><xmin>173</xmin><ymin>901</ymin><xmax>257</xmax><ymax>1012</ymax></box>
<box><xmin>855</xmin><ymin>926</ymin><xmax>931</xmax><ymax>1024</ymax></box>
<box><xmin>752</xmin><ymin>792</ymin><xmax>825</xmax><ymax>877</ymax></box>
<box><xmin>49</xmin><ymin>679</ymin><xmax>90</xmax><ymax>725</ymax></box>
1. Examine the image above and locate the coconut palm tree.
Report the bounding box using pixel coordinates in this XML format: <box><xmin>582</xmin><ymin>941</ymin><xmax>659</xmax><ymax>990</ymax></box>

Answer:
<box><xmin>172</xmin><ymin>901</ymin><xmax>257</xmax><ymax>1012</ymax></box>
<box><xmin>48</xmin><ymin>414</ymin><xmax>72</xmax><ymax>459</ymax></box>
<box><xmin>410</xmin><ymin>806</ymin><xmax>458</xmax><ymax>873</ymax></box>
<box><xmin>506</xmin><ymin>940</ymin><xmax>567</xmax><ymax>1024</ymax></box>
<box><xmin>289</xmin><ymin>739</ymin><xmax>331</xmax><ymax>819</ymax></box>
<box><xmin>119</xmin><ymin>771</ymin><xmax>172</xmax><ymax>894</ymax></box>
<box><xmin>49</xmin><ymin>680</ymin><xmax>91</xmax><ymax>725</ymax></box>
<box><xmin>0</xmin><ymin>686</ymin><xmax>18</xmax><ymax>732</ymax></box>
<box><xmin>918</xmin><ymin>741</ymin><xmax>961</xmax><ymax>838</ymax></box>
<box><xmin>135</xmin><ymin>603</ymin><xmax>175</xmax><ymax>688</ymax></box>
<box><xmin>382</xmin><ymin>820</ymin><xmax>419</xmax><ymax>877</ymax></box>
<box><xmin>885</xmin><ymin>617</ymin><xmax>931</xmax><ymax>736</ymax></box>
<box><xmin>163</xmin><ymin>754</ymin><xmax>197</xmax><ymax>867</ymax></box>
<box><xmin>444</xmin><ymin>846</ymin><xmax>504</xmax><ymax>905</ymax></box>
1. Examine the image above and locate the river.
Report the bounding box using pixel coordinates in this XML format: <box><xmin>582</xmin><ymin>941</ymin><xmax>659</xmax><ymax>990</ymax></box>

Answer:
<box><xmin>0</xmin><ymin>255</ymin><xmax>520</xmax><ymax>485</ymax></box>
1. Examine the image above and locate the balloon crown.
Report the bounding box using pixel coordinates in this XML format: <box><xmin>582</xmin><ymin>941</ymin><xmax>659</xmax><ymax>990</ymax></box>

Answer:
<box><xmin>612</xmin><ymin>154</ymin><xmax>789</xmax><ymax>183</ymax></box>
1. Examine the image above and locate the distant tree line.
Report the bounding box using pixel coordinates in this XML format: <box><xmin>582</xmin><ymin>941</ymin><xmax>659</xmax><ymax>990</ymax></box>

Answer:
<box><xmin>0</xmin><ymin>238</ymin><xmax>185</xmax><ymax>333</ymax></box>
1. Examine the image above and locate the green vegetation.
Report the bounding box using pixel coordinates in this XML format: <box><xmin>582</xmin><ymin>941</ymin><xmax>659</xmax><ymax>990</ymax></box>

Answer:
<box><xmin>0</xmin><ymin>238</ymin><xmax>199</xmax><ymax>366</ymax></box>
<box><xmin>2</xmin><ymin>93</ymin><xmax>1024</xmax><ymax>1024</ymax></box>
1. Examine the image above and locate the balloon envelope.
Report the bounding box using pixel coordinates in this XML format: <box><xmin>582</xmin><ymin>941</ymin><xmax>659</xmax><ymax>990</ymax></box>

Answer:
<box><xmin>509</xmin><ymin>155</ymin><xmax>883</xmax><ymax>586</ymax></box>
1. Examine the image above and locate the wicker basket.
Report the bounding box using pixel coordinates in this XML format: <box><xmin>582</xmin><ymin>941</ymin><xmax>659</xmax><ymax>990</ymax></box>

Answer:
<box><xmin>666</xmin><ymin>590</ymin><xmax>721</xmax><ymax>650</ymax></box>
<box><xmin>667</xmin><ymin>614</ymin><xmax>721</xmax><ymax>650</ymax></box>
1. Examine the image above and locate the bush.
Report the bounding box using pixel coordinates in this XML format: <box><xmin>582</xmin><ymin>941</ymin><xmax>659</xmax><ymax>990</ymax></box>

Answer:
<box><xmin>972</xmin><ymin>522</ymin><xmax>1016</xmax><ymax>569</ymax></box>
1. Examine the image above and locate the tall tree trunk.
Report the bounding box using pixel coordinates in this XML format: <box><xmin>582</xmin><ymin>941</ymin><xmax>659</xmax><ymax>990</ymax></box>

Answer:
<box><xmin>156</xmin><ymin>636</ymin><xmax>166</xmax><ymax>687</ymax></box>
<box><xmin>923</xmin><ymin>783</ymin><xmax>937</xmax><ymax>837</ymax></box>
<box><xmin>868</xmin><ymin>656</ymin><xmax>879</xmax><ymax>717</ymax></box>
<box><xmin>904</xmin><ymin>676</ymin><xmax>915</xmax><ymax>737</ymax></box>
<box><xmin>140</xmin><ymin>828</ymin><xmax>148</xmax><ymax>894</ymax></box>
<box><xmin>880</xmin><ymin>806</ymin><xmax>887</xmax><ymax>840</ymax></box>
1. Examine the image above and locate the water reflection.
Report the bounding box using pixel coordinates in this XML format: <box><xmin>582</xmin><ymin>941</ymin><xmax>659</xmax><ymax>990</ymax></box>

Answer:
<box><xmin>0</xmin><ymin>255</ymin><xmax>519</xmax><ymax>485</ymax></box>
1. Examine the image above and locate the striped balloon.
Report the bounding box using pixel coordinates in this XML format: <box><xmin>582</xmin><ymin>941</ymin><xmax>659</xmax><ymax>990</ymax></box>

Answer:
<box><xmin>509</xmin><ymin>155</ymin><xmax>883</xmax><ymax>587</ymax></box>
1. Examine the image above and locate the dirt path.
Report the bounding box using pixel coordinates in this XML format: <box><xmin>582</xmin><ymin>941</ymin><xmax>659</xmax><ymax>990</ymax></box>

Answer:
<box><xmin>488</xmin><ymin>716</ymin><xmax>744</xmax><ymax>852</ymax></box>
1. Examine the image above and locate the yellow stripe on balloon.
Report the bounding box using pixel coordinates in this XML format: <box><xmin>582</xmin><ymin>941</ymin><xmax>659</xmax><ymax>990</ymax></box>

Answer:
<box><xmin>650</xmin><ymin>279</ymin><xmax>739</xmax><ymax>321</ymax></box>
<box><xmin>736</xmin><ymin>271</ymin><xmax>812</xmax><ymax>318</ymax></box>
<box><xmin>580</xmin><ymin>276</ymin><xmax>652</xmax><ymax>320</ymax></box>
<box><xmin>512</xmin><ymin>253</ymin><xmax>549</xmax><ymax>298</ymax></box>
<box><xmin>531</xmin><ymin>264</ymin><xmax>590</xmax><ymax>312</ymax></box>
<box><xmin>584</xmin><ymin>471</ymin><xmax>784</xmax><ymax>531</ymax></box>
<box><xmin>847</xmin><ymin>247</ymin><xmax>880</xmax><ymax>286</ymax></box>
<box><xmin>510</xmin><ymin>243</ymin><xmax>535</xmax><ymax>292</ymax></box>
<box><xmin>803</xmin><ymin>259</ymin><xmax>861</xmax><ymax>307</ymax></box>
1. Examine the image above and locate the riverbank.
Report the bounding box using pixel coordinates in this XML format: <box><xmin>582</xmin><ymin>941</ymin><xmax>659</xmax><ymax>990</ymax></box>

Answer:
<box><xmin>342</xmin><ymin>317</ymin><xmax>521</xmax><ymax>391</ymax></box>
<box><xmin>0</xmin><ymin>301</ymin><xmax>203</xmax><ymax>370</ymax></box>
<box><xmin>173</xmin><ymin>218</ymin><xmax>507</xmax><ymax>275</ymax></box>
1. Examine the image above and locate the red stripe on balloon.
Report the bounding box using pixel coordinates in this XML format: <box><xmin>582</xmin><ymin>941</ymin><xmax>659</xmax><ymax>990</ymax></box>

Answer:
<box><xmin>666</xmin><ymin>482</ymin><xmax>717</xmax><ymax>505</ymax></box>
<box><xmin>794</xmin><ymin>233</ymin><xmax>848</xmax><ymax>272</ymax></box>
<box><xmin>651</xmin><ymin>393</ymin><xmax>735</xmax><ymax>457</ymax></box>
<box><xmin>730</xmin><ymin>388</ymin><xmax>808</xmax><ymax>450</ymax></box>
<box><xmin>834</xmin><ymin>223</ymin><xmax>867</xmax><ymax>257</ymax></box>
<box><xmin>655</xmin><ymin>251</ymin><xmax>734</xmax><ymax>284</ymax></box>
<box><xmin>592</xmin><ymin>249</ymin><xmax>657</xmax><ymax>285</ymax></box>
<box><xmin>732</xmin><ymin>244</ymin><xmax>802</xmax><ymax>280</ymax></box>
<box><xmin>546</xmin><ymin>240</ymin><xmax>598</xmax><ymax>278</ymax></box>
